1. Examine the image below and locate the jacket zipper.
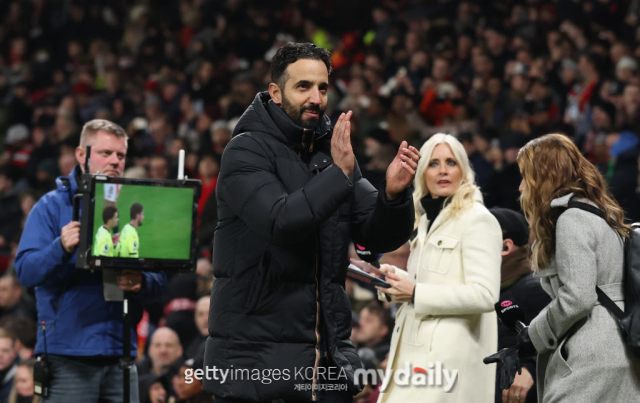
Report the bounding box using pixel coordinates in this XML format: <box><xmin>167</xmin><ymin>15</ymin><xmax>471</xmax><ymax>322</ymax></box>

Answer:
<box><xmin>311</xmin><ymin>239</ymin><xmax>321</xmax><ymax>401</ymax></box>
<box><xmin>306</xmin><ymin>139</ymin><xmax>324</xmax><ymax>401</ymax></box>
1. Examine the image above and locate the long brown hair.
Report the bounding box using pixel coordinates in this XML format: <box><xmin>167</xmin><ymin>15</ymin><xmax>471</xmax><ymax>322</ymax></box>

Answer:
<box><xmin>517</xmin><ymin>133</ymin><xmax>630</xmax><ymax>270</ymax></box>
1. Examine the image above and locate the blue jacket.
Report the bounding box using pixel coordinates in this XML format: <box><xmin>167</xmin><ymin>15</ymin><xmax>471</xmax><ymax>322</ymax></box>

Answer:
<box><xmin>15</xmin><ymin>166</ymin><xmax>167</xmax><ymax>357</ymax></box>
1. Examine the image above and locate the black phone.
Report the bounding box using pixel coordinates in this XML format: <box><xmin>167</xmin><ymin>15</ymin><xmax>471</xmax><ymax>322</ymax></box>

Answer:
<box><xmin>347</xmin><ymin>264</ymin><xmax>391</xmax><ymax>288</ymax></box>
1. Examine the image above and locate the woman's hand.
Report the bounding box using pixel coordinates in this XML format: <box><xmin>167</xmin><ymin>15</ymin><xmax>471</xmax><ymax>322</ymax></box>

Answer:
<box><xmin>503</xmin><ymin>366</ymin><xmax>534</xmax><ymax>403</ymax></box>
<box><xmin>378</xmin><ymin>264</ymin><xmax>396</xmax><ymax>277</ymax></box>
<box><xmin>376</xmin><ymin>271</ymin><xmax>416</xmax><ymax>303</ymax></box>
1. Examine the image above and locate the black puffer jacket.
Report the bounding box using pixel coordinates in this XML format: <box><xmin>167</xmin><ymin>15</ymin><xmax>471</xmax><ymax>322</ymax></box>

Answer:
<box><xmin>204</xmin><ymin>92</ymin><xmax>414</xmax><ymax>401</ymax></box>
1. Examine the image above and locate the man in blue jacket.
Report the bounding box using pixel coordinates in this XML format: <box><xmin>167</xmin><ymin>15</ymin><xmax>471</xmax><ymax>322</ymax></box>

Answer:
<box><xmin>15</xmin><ymin>119</ymin><xmax>167</xmax><ymax>403</ymax></box>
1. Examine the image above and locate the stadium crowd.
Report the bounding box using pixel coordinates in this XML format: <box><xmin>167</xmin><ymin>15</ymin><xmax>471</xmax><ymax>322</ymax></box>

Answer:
<box><xmin>0</xmin><ymin>0</ymin><xmax>640</xmax><ymax>402</ymax></box>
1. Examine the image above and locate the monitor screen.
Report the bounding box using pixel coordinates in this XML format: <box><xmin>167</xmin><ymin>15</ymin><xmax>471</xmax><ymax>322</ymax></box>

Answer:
<box><xmin>82</xmin><ymin>176</ymin><xmax>200</xmax><ymax>271</ymax></box>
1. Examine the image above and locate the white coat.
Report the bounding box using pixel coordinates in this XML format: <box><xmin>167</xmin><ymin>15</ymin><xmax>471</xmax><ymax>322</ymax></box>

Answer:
<box><xmin>378</xmin><ymin>194</ymin><xmax>502</xmax><ymax>403</ymax></box>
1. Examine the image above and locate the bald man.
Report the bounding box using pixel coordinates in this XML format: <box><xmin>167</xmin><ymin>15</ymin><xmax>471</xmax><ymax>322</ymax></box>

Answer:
<box><xmin>136</xmin><ymin>327</ymin><xmax>184</xmax><ymax>378</ymax></box>
<box><xmin>186</xmin><ymin>296</ymin><xmax>210</xmax><ymax>359</ymax></box>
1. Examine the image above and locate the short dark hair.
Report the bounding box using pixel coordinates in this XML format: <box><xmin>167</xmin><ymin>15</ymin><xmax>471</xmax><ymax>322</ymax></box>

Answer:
<box><xmin>0</xmin><ymin>316</ymin><xmax>36</xmax><ymax>349</ymax></box>
<box><xmin>270</xmin><ymin>42</ymin><xmax>332</xmax><ymax>89</ymax></box>
<box><xmin>102</xmin><ymin>206</ymin><xmax>118</xmax><ymax>224</ymax></box>
<box><xmin>362</xmin><ymin>300</ymin><xmax>394</xmax><ymax>332</ymax></box>
<box><xmin>130</xmin><ymin>203</ymin><xmax>143</xmax><ymax>220</ymax></box>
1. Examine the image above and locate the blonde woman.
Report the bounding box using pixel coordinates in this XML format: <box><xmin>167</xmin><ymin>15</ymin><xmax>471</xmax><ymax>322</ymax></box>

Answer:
<box><xmin>8</xmin><ymin>358</ymin><xmax>40</xmax><ymax>403</ymax></box>
<box><xmin>515</xmin><ymin>134</ymin><xmax>640</xmax><ymax>402</ymax></box>
<box><xmin>376</xmin><ymin>133</ymin><xmax>502</xmax><ymax>403</ymax></box>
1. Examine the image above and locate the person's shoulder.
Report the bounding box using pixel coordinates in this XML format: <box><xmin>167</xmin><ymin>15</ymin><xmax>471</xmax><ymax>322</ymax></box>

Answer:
<box><xmin>122</xmin><ymin>223</ymin><xmax>133</xmax><ymax>236</ymax></box>
<box><xmin>34</xmin><ymin>186</ymin><xmax>67</xmax><ymax>211</ymax></box>
<box><xmin>226</xmin><ymin>131</ymin><xmax>271</xmax><ymax>151</ymax></box>
<box><xmin>465</xmin><ymin>201</ymin><xmax>498</xmax><ymax>222</ymax></box>
<box><xmin>459</xmin><ymin>202</ymin><xmax>501</xmax><ymax>235</ymax></box>
<box><xmin>556</xmin><ymin>207</ymin><xmax>601</xmax><ymax>235</ymax></box>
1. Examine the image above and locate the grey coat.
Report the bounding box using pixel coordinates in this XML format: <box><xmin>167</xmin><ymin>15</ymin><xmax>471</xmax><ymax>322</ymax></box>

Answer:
<box><xmin>529</xmin><ymin>193</ymin><xmax>640</xmax><ymax>403</ymax></box>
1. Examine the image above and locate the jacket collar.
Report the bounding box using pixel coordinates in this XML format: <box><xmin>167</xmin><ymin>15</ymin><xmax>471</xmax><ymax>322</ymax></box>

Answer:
<box><xmin>549</xmin><ymin>193</ymin><xmax>573</xmax><ymax>208</ymax></box>
<box><xmin>549</xmin><ymin>192</ymin><xmax>598</xmax><ymax>209</ymax></box>
<box><xmin>234</xmin><ymin>92</ymin><xmax>331</xmax><ymax>156</ymax></box>
<box><xmin>55</xmin><ymin>165</ymin><xmax>81</xmax><ymax>203</ymax></box>
<box><xmin>266</xmin><ymin>100</ymin><xmax>331</xmax><ymax>157</ymax></box>
<box><xmin>415</xmin><ymin>188</ymin><xmax>483</xmax><ymax>242</ymax></box>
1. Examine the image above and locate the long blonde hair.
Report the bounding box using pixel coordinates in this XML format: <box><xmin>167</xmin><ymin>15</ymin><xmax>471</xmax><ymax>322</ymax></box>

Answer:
<box><xmin>413</xmin><ymin>133</ymin><xmax>481</xmax><ymax>228</ymax></box>
<box><xmin>517</xmin><ymin>133</ymin><xmax>630</xmax><ymax>270</ymax></box>
<box><xmin>7</xmin><ymin>358</ymin><xmax>40</xmax><ymax>403</ymax></box>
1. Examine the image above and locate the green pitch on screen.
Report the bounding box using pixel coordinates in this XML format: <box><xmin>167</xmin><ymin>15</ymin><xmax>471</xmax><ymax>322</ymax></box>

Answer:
<box><xmin>93</xmin><ymin>184</ymin><xmax>194</xmax><ymax>259</ymax></box>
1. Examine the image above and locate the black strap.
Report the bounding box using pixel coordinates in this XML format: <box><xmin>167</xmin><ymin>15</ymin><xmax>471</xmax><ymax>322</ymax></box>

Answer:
<box><xmin>566</xmin><ymin>201</ymin><xmax>626</xmax><ymax>320</ymax></box>
<box><xmin>595</xmin><ymin>286</ymin><xmax>625</xmax><ymax>320</ymax></box>
<box><xmin>566</xmin><ymin>201</ymin><xmax>606</xmax><ymax>219</ymax></box>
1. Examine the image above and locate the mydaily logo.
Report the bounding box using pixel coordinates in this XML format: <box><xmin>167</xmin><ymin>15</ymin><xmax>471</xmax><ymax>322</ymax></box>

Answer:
<box><xmin>355</xmin><ymin>361</ymin><xmax>458</xmax><ymax>393</ymax></box>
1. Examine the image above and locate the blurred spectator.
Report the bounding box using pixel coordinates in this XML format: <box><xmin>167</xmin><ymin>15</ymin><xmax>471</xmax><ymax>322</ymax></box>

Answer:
<box><xmin>0</xmin><ymin>276</ymin><xmax>36</xmax><ymax>321</ymax></box>
<box><xmin>1</xmin><ymin>125</ymin><xmax>32</xmax><ymax>168</ymax></box>
<box><xmin>0</xmin><ymin>167</ymin><xmax>22</xmax><ymax>252</ymax></box>
<box><xmin>489</xmin><ymin>208</ymin><xmax>551</xmax><ymax>403</ymax></box>
<box><xmin>195</xmin><ymin>259</ymin><xmax>214</xmax><ymax>298</ymax></box>
<box><xmin>163</xmin><ymin>273</ymin><xmax>199</xmax><ymax>351</ymax></box>
<box><xmin>486</xmin><ymin>131</ymin><xmax>527</xmax><ymax>211</ymax></box>
<box><xmin>138</xmin><ymin>373</ymin><xmax>170</xmax><ymax>403</ymax></box>
<box><xmin>564</xmin><ymin>52</ymin><xmax>605</xmax><ymax>137</ymax></box>
<box><xmin>0</xmin><ymin>328</ymin><xmax>18</xmax><ymax>402</ymax></box>
<box><xmin>136</xmin><ymin>327</ymin><xmax>184</xmax><ymax>379</ymax></box>
<box><xmin>353</xmin><ymin>348</ymin><xmax>381</xmax><ymax>403</ymax></box>
<box><xmin>616</xmin><ymin>56</ymin><xmax>637</xmax><ymax>83</ymax></box>
<box><xmin>385</xmin><ymin>90</ymin><xmax>424</xmax><ymax>144</ymax></box>
<box><xmin>170</xmin><ymin>357</ymin><xmax>209</xmax><ymax>403</ymax></box>
<box><xmin>608</xmin><ymin>131</ymin><xmax>640</xmax><ymax>222</ymax></box>
<box><xmin>6</xmin><ymin>358</ymin><xmax>38</xmax><ymax>403</ymax></box>
<box><xmin>0</xmin><ymin>317</ymin><xmax>36</xmax><ymax>362</ymax></box>
<box><xmin>124</xmin><ymin>166</ymin><xmax>149</xmax><ymax>179</ymax></box>
<box><xmin>210</xmin><ymin>122</ymin><xmax>232</xmax><ymax>156</ymax></box>
<box><xmin>56</xmin><ymin>151</ymin><xmax>76</xmax><ymax>177</ymax></box>
<box><xmin>459</xmin><ymin>131</ymin><xmax>494</xmax><ymax>193</ymax></box>
<box><xmin>185</xmin><ymin>296</ymin><xmax>209</xmax><ymax>360</ymax></box>
<box><xmin>352</xmin><ymin>301</ymin><xmax>392</xmax><ymax>362</ymax></box>
<box><xmin>17</xmin><ymin>191</ymin><xmax>35</xmax><ymax>230</ymax></box>
<box><xmin>196</xmin><ymin>155</ymin><xmax>218</xmax><ymax>223</ymax></box>
<box><xmin>149</xmin><ymin>155</ymin><xmax>170</xmax><ymax>180</ymax></box>
<box><xmin>620</xmin><ymin>83</ymin><xmax>640</xmax><ymax>130</ymax></box>
<box><xmin>579</xmin><ymin>100</ymin><xmax>616</xmax><ymax>160</ymax></box>
<box><xmin>418</xmin><ymin>58</ymin><xmax>456</xmax><ymax>127</ymax></box>
<box><xmin>360</xmin><ymin>128</ymin><xmax>397</xmax><ymax>190</ymax></box>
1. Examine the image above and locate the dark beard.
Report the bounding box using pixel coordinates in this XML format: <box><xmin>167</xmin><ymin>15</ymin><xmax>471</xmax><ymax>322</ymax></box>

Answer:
<box><xmin>281</xmin><ymin>92</ymin><xmax>325</xmax><ymax>130</ymax></box>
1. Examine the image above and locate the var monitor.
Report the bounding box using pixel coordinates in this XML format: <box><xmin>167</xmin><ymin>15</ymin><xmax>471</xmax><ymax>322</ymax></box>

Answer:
<box><xmin>75</xmin><ymin>175</ymin><xmax>201</xmax><ymax>272</ymax></box>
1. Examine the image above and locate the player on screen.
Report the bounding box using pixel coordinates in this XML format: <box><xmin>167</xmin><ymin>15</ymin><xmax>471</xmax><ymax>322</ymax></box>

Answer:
<box><xmin>92</xmin><ymin>206</ymin><xmax>119</xmax><ymax>257</ymax></box>
<box><xmin>116</xmin><ymin>203</ymin><xmax>144</xmax><ymax>258</ymax></box>
<box><xmin>104</xmin><ymin>183</ymin><xmax>122</xmax><ymax>244</ymax></box>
